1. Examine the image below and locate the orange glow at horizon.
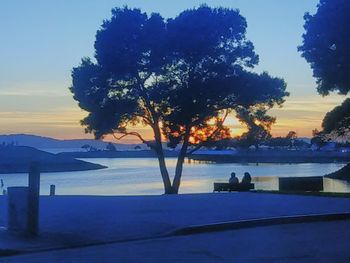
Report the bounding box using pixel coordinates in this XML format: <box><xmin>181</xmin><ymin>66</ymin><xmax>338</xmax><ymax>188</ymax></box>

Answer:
<box><xmin>0</xmin><ymin>93</ymin><xmax>345</xmax><ymax>143</ymax></box>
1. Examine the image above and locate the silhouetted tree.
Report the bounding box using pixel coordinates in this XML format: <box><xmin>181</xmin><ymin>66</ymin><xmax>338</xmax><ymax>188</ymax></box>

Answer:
<box><xmin>310</xmin><ymin>128</ymin><xmax>326</xmax><ymax>150</ymax></box>
<box><xmin>299</xmin><ymin>0</ymin><xmax>350</xmax><ymax>96</ymax></box>
<box><xmin>286</xmin><ymin>131</ymin><xmax>297</xmax><ymax>140</ymax></box>
<box><xmin>264</xmin><ymin>131</ymin><xmax>306</xmax><ymax>149</ymax></box>
<box><xmin>236</xmin><ymin>106</ymin><xmax>275</xmax><ymax>149</ymax></box>
<box><xmin>300</xmin><ymin>0</ymin><xmax>350</xmax><ymax>140</ymax></box>
<box><xmin>285</xmin><ymin>131</ymin><xmax>297</xmax><ymax>148</ymax></box>
<box><xmin>322</xmin><ymin>98</ymin><xmax>350</xmax><ymax>139</ymax></box>
<box><xmin>299</xmin><ymin>0</ymin><xmax>350</xmax><ymax>174</ymax></box>
<box><xmin>70</xmin><ymin>6</ymin><xmax>288</xmax><ymax>194</ymax></box>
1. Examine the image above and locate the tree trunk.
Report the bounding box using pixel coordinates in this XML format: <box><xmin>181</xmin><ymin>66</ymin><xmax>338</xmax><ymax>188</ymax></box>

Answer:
<box><xmin>155</xmin><ymin>147</ymin><xmax>172</xmax><ymax>194</ymax></box>
<box><xmin>153</xmin><ymin>123</ymin><xmax>172</xmax><ymax>194</ymax></box>
<box><xmin>171</xmin><ymin>130</ymin><xmax>190</xmax><ymax>194</ymax></box>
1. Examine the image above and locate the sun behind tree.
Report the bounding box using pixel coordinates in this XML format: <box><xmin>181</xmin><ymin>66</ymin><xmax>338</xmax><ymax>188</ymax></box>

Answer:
<box><xmin>70</xmin><ymin>6</ymin><xmax>288</xmax><ymax>194</ymax></box>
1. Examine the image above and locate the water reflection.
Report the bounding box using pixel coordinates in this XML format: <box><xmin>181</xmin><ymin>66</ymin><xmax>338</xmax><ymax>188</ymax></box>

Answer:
<box><xmin>324</xmin><ymin>178</ymin><xmax>350</xmax><ymax>193</ymax></box>
<box><xmin>251</xmin><ymin>176</ymin><xmax>350</xmax><ymax>193</ymax></box>
<box><xmin>0</xmin><ymin>158</ymin><xmax>348</xmax><ymax>195</ymax></box>
<box><xmin>252</xmin><ymin>177</ymin><xmax>279</xmax><ymax>191</ymax></box>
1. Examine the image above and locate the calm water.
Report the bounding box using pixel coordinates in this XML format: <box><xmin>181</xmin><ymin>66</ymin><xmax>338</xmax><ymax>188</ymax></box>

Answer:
<box><xmin>0</xmin><ymin>158</ymin><xmax>348</xmax><ymax>195</ymax></box>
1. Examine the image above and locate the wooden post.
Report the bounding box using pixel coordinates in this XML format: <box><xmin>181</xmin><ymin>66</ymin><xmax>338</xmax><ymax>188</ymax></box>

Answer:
<box><xmin>28</xmin><ymin>162</ymin><xmax>40</xmax><ymax>236</ymax></box>
<box><xmin>50</xmin><ymin>185</ymin><xmax>55</xmax><ymax>196</ymax></box>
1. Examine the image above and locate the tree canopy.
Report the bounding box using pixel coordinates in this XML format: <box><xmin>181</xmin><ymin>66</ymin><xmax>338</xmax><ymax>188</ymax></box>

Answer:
<box><xmin>70</xmin><ymin>6</ymin><xmax>288</xmax><ymax>194</ymax></box>
<box><xmin>322</xmin><ymin>98</ymin><xmax>350</xmax><ymax>138</ymax></box>
<box><xmin>299</xmin><ymin>0</ymin><xmax>350</xmax><ymax>96</ymax></box>
<box><xmin>299</xmin><ymin>0</ymin><xmax>350</xmax><ymax>141</ymax></box>
<box><xmin>300</xmin><ymin>0</ymin><xmax>350</xmax><ymax>178</ymax></box>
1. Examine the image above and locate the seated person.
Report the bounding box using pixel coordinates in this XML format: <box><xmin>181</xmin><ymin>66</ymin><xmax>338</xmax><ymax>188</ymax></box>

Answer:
<box><xmin>241</xmin><ymin>172</ymin><xmax>252</xmax><ymax>184</ymax></box>
<box><xmin>229</xmin><ymin>172</ymin><xmax>239</xmax><ymax>184</ymax></box>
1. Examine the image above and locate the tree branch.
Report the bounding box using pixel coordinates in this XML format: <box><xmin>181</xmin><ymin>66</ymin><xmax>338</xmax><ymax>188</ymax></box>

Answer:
<box><xmin>134</xmin><ymin>113</ymin><xmax>152</xmax><ymax>126</ymax></box>
<box><xmin>135</xmin><ymin>75</ymin><xmax>159</xmax><ymax>123</ymax></box>
<box><xmin>187</xmin><ymin>110</ymin><xmax>230</xmax><ymax>155</ymax></box>
<box><xmin>113</xmin><ymin>131</ymin><xmax>158</xmax><ymax>149</ymax></box>
<box><xmin>112</xmin><ymin>131</ymin><xmax>154</xmax><ymax>148</ymax></box>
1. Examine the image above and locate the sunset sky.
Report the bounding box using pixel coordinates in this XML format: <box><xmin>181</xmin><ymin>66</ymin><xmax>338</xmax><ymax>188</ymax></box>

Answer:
<box><xmin>0</xmin><ymin>0</ymin><xmax>347</xmax><ymax>143</ymax></box>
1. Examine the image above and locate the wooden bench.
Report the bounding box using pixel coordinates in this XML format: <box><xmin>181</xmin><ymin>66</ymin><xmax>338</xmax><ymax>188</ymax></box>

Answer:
<box><xmin>213</xmin><ymin>182</ymin><xmax>255</xmax><ymax>192</ymax></box>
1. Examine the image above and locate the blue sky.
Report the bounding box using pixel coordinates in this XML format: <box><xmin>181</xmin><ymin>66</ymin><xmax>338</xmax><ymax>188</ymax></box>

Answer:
<box><xmin>0</xmin><ymin>0</ymin><xmax>345</xmax><ymax>140</ymax></box>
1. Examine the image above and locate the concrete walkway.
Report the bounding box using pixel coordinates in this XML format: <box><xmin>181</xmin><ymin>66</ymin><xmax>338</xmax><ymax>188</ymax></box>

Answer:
<box><xmin>2</xmin><ymin>220</ymin><xmax>350</xmax><ymax>262</ymax></box>
<box><xmin>0</xmin><ymin>193</ymin><xmax>350</xmax><ymax>256</ymax></box>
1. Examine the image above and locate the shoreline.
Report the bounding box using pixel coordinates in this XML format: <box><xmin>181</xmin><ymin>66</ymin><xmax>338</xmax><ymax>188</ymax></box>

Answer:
<box><xmin>188</xmin><ymin>151</ymin><xmax>350</xmax><ymax>163</ymax></box>
<box><xmin>56</xmin><ymin>149</ymin><xmax>350</xmax><ymax>164</ymax></box>
<box><xmin>0</xmin><ymin>146</ymin><xmax>107</xmax><ymax>174</ymax></box>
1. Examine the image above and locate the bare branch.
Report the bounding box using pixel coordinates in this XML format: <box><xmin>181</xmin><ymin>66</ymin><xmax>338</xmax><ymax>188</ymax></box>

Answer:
<box><xmin>112</xmin><ymin>131</ymin><xmax>156</xmax><ymax>150</ymax></box>
<box><xmin>135</xmin><ymin>74</ymin><xmax>160</xmax><ymax>124</ymax></box>
<box><xmin>134</xmin><ymin>114</ymin><xmax>152</xmax><ymax>125</ymax></box>
<box><xmin>112</xmin><ymin>131</ymin><xmax>146</xmax><ymax>143</ymax></box>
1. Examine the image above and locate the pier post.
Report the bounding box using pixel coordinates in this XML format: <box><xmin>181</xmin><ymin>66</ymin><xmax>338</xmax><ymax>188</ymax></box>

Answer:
<box><xmin>27</xmin><ymin>162</ymin><xmax>40</xmax><ymax>236</ymax></box>
<box><xmin>7</xmin><ymin>162</ymin><xmax>41</xmax><ymax>236</ymax></box>
<box><xmin>50</xmin><ymin>184</ymin><xmax>56</xmax><ymax>196</ymax></box>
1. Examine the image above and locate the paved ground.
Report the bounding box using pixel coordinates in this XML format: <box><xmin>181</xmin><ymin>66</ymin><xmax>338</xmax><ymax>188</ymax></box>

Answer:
<box><xmin>0</xmin><ymin>193</ymin><xmax>350</xmax><ymax>260</ymax></box>
<box><xmin>2</xmin><ymin>220</ymin><xmax>350</xmax><ymax>262</ymax></box>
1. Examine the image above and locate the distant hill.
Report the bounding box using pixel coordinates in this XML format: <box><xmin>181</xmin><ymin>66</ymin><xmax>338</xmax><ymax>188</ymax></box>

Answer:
<box><xmin>58</xmin><ymin>149</ymin><xmax>179</xmax><ymax>159</ymax></box>
<box><xmin>0</xmin><ymin>145</ymin><xmax>106</xmax><ymax>173</ymax></box>
<box><xmin>298</xmin><ymin>137</ymin><xmax>311</xmax><ymax>144</ymax></box>
<box><xmin>0</xmin><ymin>134</ymin><xmax>146</xmax><ymax>152</ymax></box>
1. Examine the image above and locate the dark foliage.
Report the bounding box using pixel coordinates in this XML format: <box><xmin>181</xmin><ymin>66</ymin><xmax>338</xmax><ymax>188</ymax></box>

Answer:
<box><xmin>322</xmin><ymin>98</ymin><xmax>350</xmax><ymax>136</ymax></box>
<box><xmin>300</xmin><ymin>0</ymin><xmax>350</xmax><ymax>179</ymax></box>
<box><xmin>299</xmin><ymin>0</ymin><xmax>350</xmax><ymax>95</ymax></box>
<box><xmin>300</xmin><ymin>0</ymin><xmax>350</xmax><ymax>141</ymax></box>
<box><xmin>70</xmin><ymin>6</ymin><xmax>288</xmax><ymax>193</ymax></box>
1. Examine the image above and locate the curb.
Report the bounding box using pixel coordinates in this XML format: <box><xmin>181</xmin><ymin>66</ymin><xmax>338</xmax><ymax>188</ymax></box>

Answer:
<box><xmin>169</xmin><ymin>212</ymin><xmax>350</xmax><ymax>236</ymax></box>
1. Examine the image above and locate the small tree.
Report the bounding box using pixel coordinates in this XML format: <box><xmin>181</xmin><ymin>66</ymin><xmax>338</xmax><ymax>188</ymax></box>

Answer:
<box><xmin>236</xmin><ymin>106</ymin><xmax>276</xmax><ymax>149</ymax></box>
<box><xmin>286</xmin><ymin>131</ymin><xmax>297</xmax><ymax>140</ymax></box>
<box><xmin>71</xmin><ymin>6</ymin><xmax>288</xmax><ymax>194</ymax></box>
<box><xmin>285</xmin><ymin>131</ymin><xmax>297</xmax><ymax>148</ymax></box>
<box><xmin>311</xmin><ymin>129</ymin><xmax>327</xmax><ymax>150</ymax></box>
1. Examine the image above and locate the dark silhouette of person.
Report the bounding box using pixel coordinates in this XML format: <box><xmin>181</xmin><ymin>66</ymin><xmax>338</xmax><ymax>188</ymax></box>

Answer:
<box><xmin>229</xmin><ymin>172</ymin><xmax>239</xmax><ymax>184</ymax></box>
<box><xmin>242</xmin><ymin>172</ymin><xmax>252</xmax><ymax>184</ymax></box>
